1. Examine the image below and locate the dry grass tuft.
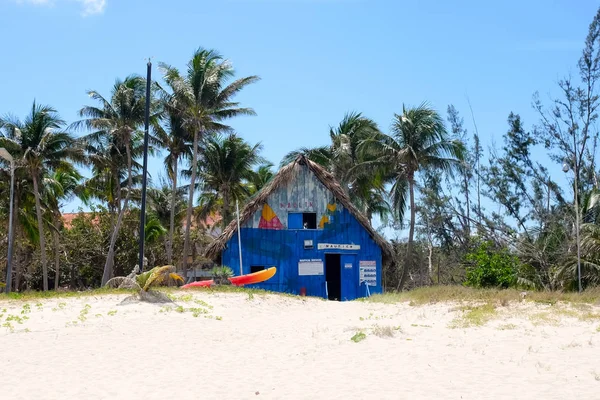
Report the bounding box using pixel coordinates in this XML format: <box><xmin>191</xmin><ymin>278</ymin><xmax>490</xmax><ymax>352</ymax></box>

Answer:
<box><xmin>372</xmin><ymin>325</ymin><xmax>400</xmax><ymax>338</ymax></box>
<box><xmin>497</xmin><ymin>323</ymin><xmax>517</xmax><ymax>330</ymax></box>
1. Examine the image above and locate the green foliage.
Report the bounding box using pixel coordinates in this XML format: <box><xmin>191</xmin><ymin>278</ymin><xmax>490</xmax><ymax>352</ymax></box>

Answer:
<box><xmin>211</xmin><ymin>266</ymin><xmax>233</xmax><ymax>277</ymax></box>
<box><xmin>351</xmin><ymin>331</ymin><xmax>367</xmax><ymax>343</ymax></box>
<box><xmin>194</xmin><ymin>134</ymin><xmax>265</xmax><ymax>226</ymax></box>
<box><xmin>137</xmin><ymin>265</ymin><xmax>183</xmax><ymax>291</ymax></box>
<box><xmin>464</xmin><ymin>242</ymin><xmax>519</xmax><ymax>288</ymax></box>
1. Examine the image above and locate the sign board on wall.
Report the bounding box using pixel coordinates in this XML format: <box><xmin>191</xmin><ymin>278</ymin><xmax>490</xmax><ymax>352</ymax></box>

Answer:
<box><xmin>298</xmin><ymin>259</ymin><xmax>324</xmax><ymax>276</ymax></box>
<box><xmin>317</xmin><ymin>243</ymin><xmax>360</xmax><ymax>250</ymax></box>
<box><xmin>359</xmin><ymin>260</ymin><xmax>377</xmax><ymax>286</ymax></box>
<box><xmin>344</xmin><ymin>263</ymin><xmax>353</xmax><ymax>269</ymax></box>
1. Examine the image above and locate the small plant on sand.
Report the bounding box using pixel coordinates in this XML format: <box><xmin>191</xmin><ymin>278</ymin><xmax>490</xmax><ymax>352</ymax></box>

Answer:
<box><xmin>3</xmin><ymin>322</ymin><xmax>14</xmax><ymax>332</ymax></box>
<box><xmin>106</xmin><ymin>265</ymin><xmax>184</xmax><ymax>303</ymax></box>
<box><xmin>21</xmin><ymin>304</ymin><xmax>31</xmax><ymax>314</ymax></box>
<box><xmin>450</xmin><ymin>303</ymin><xmax>497</xmax><ymax>328</ymax></box>
<box><xmin>178</xmin><ymin>294</ymin><xmax>193</xmax><ymax>302</ymax></box>
<box><xmin>247</xmin><ymin>292</ymin><xmax>254</xmax><ymax>301</ymax></box>
<box><xmin>107</xmin><ymin>310</ymin><xmax>117</xmax><ymax>316</ymax></box>
<box><xmin>78</xmin><ymin>304</ymin><xmax>91</xmax><ymax>322</ymax></box>
<box><xmin>351</xmin><ymin>331</ymin><xmax>367</xmax><ymax>343</ymax></box>
<box><xmin>194</xmin><ymin>299</ymin><xmax>213</xmax><ymax>309</ymax></box>
<box><xmin>189</xmin><ymin>307</ymin><xmax>209</xmax><ymax>317</ymax></box>
<box><xmin>35</xmin><ymin>302</ymin><xmax>43</xmax><ymax>311</ymax></box>
<box><xmin>6</xmin><ymin>314</ymin><xmax>28</xmax><ymax>324</ymax></box>
<box><xmin>216</xmin><ymin>316</ymin><xmax>222</xmax><ymax>321</ymax></box>
<box><xmin>211</xmin><ymin>266</ymin><xmax>234</xmax><ymax>286</ymax></box>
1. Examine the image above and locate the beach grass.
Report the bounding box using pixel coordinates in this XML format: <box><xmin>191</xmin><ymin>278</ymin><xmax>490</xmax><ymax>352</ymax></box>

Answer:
<box><xmin>3</xmin><ymin>284</ymin><xmax>600</xmax><ymax>307</ymax></box>
<box><xmin>0</xmin><ymin>287</ymin><xmax>138</xmax><ymax>302</ymax></box>
<box><xmin>366</xmin><ymin>285</ymin><xmax>600</xmax><ymax>305</ymax></box>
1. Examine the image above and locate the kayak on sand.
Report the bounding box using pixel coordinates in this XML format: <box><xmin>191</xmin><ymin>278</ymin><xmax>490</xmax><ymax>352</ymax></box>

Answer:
<box><xmin>181</xmin><ymin>267</ymin><xmax>277</xmax><ymax>289</ymax></box>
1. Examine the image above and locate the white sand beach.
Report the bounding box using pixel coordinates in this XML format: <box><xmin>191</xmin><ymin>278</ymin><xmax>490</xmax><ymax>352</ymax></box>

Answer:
<box><xmin>0</xmin><ymin>291</ymin><xmax>599</xmax><ymax>400</ymax></box>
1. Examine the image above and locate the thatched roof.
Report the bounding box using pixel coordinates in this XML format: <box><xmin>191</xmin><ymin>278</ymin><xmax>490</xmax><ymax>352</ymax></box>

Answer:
<box><xmin>205</xmin><ymin>155</ymin><xmax>393</xmax><ymax>263</ymax></box>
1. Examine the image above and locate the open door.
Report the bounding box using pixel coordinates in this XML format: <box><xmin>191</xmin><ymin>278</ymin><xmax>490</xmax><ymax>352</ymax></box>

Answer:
<box><xmin>325</xmin><ymin>254</ymin><xmax>341</xmax><ymax>301</ymax></box>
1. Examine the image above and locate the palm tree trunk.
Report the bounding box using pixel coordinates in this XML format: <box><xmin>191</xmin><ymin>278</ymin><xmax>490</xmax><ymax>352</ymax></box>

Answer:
<box><xmin>113</xmin><ymin>164</ymin><xmax>122</xmax><ymax>216</ymax></box>
<box><xmin>168</xmin><ymin>157</ymin><xmax>178</xmax><ymax>264</ymax></box>
<box><xmin>398</xmin><ymin>177</ymin><xmax>415</xmax><ymax>291</ymax></box>
<box><xmin>102</xmin><ymin>141</ymin><xmax>134</xmax><ymax>285</ymax></box>
<box><xmin>222</xmin><ymin>186</ymin><xmax>230</xmax><ymax>226</ymax></box>
<box><xmin>53</xmin><ymin>227</ymin><xmax>60</xmax><ymax>290</ymax></box>
<box><xmin>183</xmin><ymin>129</ymin><xmax>200</xmax><ymax>276</ymax></box>
<box><xmin>32</xmin><ymin>172</ymin><xmax>49</xmax><ymax>291</ymax></box>
<box><xmin>13</xmin><ymin>203</ymin><xmax>21</xmax><ymax>291</ymax></box>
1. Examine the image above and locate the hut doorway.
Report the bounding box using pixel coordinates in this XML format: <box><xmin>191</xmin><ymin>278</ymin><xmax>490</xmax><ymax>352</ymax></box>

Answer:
<box><xmin>325</xmin><ymin>254</ymin><xmax>341</xmax><ymax>301</ymax></box>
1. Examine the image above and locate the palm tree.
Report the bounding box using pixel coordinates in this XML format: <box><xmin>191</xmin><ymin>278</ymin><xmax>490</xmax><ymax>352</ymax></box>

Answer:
<box><xmin>248</xmin><ymin>163</ymin><xmax>274</xmax><ymax>195</ymax></box>
<box><xmin>0</xmin><ymin>102</ymin><xmax>82</xmax><ymax>291</ymax></box>
<box><xmin>282</xmin><ymin>112</ymin><xmax>389</xmax><ymax>223</ymax></box>
<box><xmin>147</xmin><ymin>180</ymin><xmax>186</xmax><ymax>261</ymax></box>
<box><xmin>367</xmin><ymin>103</ymin><xmax>464</xmax><ymax>290</ymax></box>
<box><xmin>159</xmin><ymin>48</ymin><xmax>259</xmax><ymax>274</ymax></box>
<box><xmin>44</xmin><ymin>166</ymin><xmax>84</xmax><ymax>289</ymax></box>
<box><xmin>76</xmin><ymin>76</ymin><xmax>149</xmax><ymax>285</ymax></box>
<box><xmin>0</xmin><ymin>158</ymin><xmax>35</xmax><ymax>290</ymax></box>
<box><xmin>82</xmin><ymin>136</ymin><xmax>144</xmax><ymax>216</ymax></box>
<box><xmin>152</xmin><ymin>108</ymin><xmax>190</xmax><ymax>264</ymax></box>
<box><xmin>194</xmin><ymin>134</ymin><xmax>264</xmax><ymax>225</ymax></box>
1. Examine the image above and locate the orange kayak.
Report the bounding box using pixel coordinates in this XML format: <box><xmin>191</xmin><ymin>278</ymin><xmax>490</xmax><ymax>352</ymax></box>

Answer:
<box><xmin>181</xmin><ymin>267</ymin><xmax>277</xmax><ymax>289</ymax></box>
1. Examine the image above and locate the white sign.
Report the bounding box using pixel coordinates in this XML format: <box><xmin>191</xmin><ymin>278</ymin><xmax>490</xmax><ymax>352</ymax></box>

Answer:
<box><xmin>344</xmin><ymin>263</ymin><xmax>353</xmax><ymax>269</ymax></box>
<box><xmin>298</xmin><ymin>259</ymin><xmax>324</xmax><ymax>276</ymax></box>
<box><xmin>317</xmin><ymin>243</ymin><xmax>360</xmax><ymax>250</ymax></box>
<box><xmin>359</xmin><ymin>260</ymin><xmax>377</xmax><ymax>286</ymax></box>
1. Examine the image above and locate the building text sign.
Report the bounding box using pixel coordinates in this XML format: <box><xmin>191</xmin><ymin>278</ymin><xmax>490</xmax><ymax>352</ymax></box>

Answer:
<box><xmin>317</xmin><ymin>243</ymin><xmax>360</xmax><ymax>250</ymax></box>
<box><xmin>298</xmin><ymin>259</ymin><xmax>324</xmax><ymax>276</ymax></box>
<box><xmin>280</xmin><ymin>201</ymin><xmax>314</xmax><ymax>209</ymax></box>
<box><xmin>359</xmin><ymin>260</ymin><xmax>377</xmax><ymax>286</ymax></box>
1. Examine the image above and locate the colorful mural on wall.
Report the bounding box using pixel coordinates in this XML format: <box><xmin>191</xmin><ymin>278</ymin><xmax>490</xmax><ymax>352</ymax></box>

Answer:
<box><xmin>244</xmin><ymin>165</ymin><xmax>337</xmax><ymax>229</ymax></box>
<box><xmin>319</xmin><ymin>202</ymin><xmax>337</xmax><ymax>228</ymax></box>
<box><xmin>258</xmin><ymin>203</ymin><xmax>283</xmax><ymax>229</ymax></box>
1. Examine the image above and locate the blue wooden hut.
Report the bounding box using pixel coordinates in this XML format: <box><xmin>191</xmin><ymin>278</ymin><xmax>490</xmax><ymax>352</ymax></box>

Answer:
<box><xmin>205</xmin><ymin>155</ymin><xmax>392</xmax><ymax>301</ymax></box>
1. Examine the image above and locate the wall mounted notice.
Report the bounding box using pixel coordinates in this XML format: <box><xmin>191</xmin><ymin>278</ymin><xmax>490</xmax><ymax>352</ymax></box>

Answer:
<box><xmin>317</xmin><ymin>243</ymin><xmax>360</xmax><ymax>250</ymax></box>
<box><xmin>359</xmin><ymin>260</ymin><xmax>377</xmax><ymax>286</ymax></box>
<box><xmin>344</xmin><ymin>263</ymin><xmax>353</xmax><ymax>269</ymax></box>
<box><xmin>298</xmin><ymin>259</ymin><xmax>324</xmax><ymax>276</ymax></box>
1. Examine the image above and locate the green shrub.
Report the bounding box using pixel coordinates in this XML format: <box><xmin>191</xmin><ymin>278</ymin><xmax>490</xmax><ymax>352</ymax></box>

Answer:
<box><xmin>464</xmin><ymin>242</ymin><xmax>519</xmax><ymax>289</ymax></box>
<box><xmin>211</xmin><ymin>266</ymin><xmax>234</xmax><ymax>285</ymax></box>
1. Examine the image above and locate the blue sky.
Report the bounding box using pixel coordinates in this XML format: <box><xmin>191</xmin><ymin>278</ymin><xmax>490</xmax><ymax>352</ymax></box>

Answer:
<box><xmin>0</xmin><ymin>0</ymin><xmax>597</xmax><ymax>234</ymax></box>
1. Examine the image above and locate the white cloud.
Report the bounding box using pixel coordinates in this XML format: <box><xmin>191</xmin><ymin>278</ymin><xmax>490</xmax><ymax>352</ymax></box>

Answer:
<box><xmin>14</xmin><ymin>0</ymin><xmax>107</xmax><ymax>16</ymax></box>
<box><xmin>80</xmin><ymin>0</ymin><xmax>105</xmax><ymax>16</ymax></box>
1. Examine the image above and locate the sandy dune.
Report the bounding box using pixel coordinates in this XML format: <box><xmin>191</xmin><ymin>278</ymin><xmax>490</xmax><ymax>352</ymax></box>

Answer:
<box><xmin>0</xmin><ymin>291</ymin><xmax>599</xmax><ymax>400</ymax></box>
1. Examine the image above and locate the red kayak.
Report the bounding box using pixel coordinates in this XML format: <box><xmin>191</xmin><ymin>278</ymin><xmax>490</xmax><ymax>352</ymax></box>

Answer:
<box><xmin>181</xmin><ymin>267</ymin><xmax>277</xmax><ymax>289</ymax></box>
